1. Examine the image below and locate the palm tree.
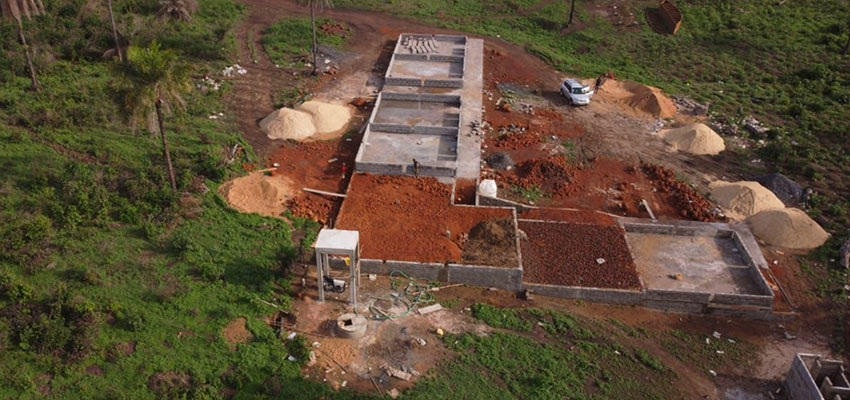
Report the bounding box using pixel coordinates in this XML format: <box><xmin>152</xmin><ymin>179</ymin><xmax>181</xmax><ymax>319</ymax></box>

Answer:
<box><xmin>106</xmin><ymin>0</ymin><xmax>123</xmax><ymax>62</ymax></box>
<box><xmin>115</xmin><ymin>42</ymin><xmax>191</xmax><ymax>192</ymax></box>
<box><xmin>2</xmin><ymin>0</ymin><xmax>44</xmax><ymax>90</ymax></box>
<box><xmin>157</xmin><ymin>0</ymin><xmax>197</xmax><ymax>22</ymax></box>
<box><xmin>297</xmin><ymin>0</ymin><xmax>333</xmax><ymax>76</ymax></box>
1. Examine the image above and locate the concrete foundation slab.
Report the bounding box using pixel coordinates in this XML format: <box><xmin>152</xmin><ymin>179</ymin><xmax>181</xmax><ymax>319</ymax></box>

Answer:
<box><xmin>627</xmin><ymin>232</ymin><xmax>761</xmax><ymax>295</ymax></box>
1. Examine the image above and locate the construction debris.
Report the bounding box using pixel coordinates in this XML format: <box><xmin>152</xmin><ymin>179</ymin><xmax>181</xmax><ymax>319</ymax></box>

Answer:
<box><xmin>417</xmin><ymin>304</ymin><xmax>443</xmax><ymax>315</ymax></box>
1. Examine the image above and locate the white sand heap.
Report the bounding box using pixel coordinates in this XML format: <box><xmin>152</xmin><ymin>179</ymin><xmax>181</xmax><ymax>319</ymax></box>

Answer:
<box><xmin>748</xmin><ymin>208</ymin><xmax>829</xmax><ymax>249</ymax></box>
<box><xmin>261</xmin><ymin>101</ymin><xmax>351</xmax><ymax>141</ymax></box>
<box><xmin>660</xmin><ymin>123</ymin><xmax>725</xmax><ymax>155</ymax></box>
<box><xmin>709</xmin><ymin>180</ymin><xmax>785</xmax><ymax>220</ymax></box>
<box><xmin>219</xmin><ymin>170</ymin><xmax>294</xmax><ymax>218</ymax></box>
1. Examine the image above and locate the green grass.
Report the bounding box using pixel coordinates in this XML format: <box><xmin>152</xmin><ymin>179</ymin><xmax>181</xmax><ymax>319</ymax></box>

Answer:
<box><xmin>263</xmin><ymin>18</ymin><xmax>349</xmax><ymax>67</ymax></box>
<box><xmin>408</xmin><ymin>306</ymin><xmax>681</xmax><ymax>399</ymax></box>
<box><xmin>0</xmin><ymin>2</ymin><xmax>370</xmax><ymax>398</ymax></box>
<box><xmin>511</xmin><ymin>184</ymin><xmax>545</xmax><ymax>202</ymax></box>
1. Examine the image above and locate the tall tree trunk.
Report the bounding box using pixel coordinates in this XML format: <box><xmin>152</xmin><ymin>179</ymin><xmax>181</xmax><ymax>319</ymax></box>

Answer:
<box><xmin>566</xmin><ymin>0</ymin><xmax>576</xmax><ymax>28</ymax></box>
<box><xmin>155</xmin><ymin>99</ymin><xmax>178</xmax><ymax>192</ymax></box>
<box><xmin>17</xmin><ymin>20</ymin><xmax>39</xmax><ymax>91</ymax></box>
<box><xmin>310</xmin><ymin>1</ymin><xmax>319</xmax><ymax>76</ymax></box>
<box><xmin>106</xmin><ymin>0</ymin><xmax>124</xmax><ymax>62</ymax></box>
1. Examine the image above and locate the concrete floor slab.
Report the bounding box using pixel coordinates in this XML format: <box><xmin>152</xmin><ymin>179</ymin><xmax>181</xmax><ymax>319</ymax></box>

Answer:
<box><xmin>372</xmin><ymin>99</ymin><xmax>460</xmax><ymax>127</ymax></box>
<box><xmin>359</xmin><ymin>132</ymin><xmax>456</xmax><ymax>164</ymax></box>
<box><xmin>390</xmin><ymin>59</ymin><xmax>463</xmax><ymax>79</ymax></box>
<box><xmin>626</xmin><ymin>232</ymin><xmax>762</xmax><ymax>295</ymax></box>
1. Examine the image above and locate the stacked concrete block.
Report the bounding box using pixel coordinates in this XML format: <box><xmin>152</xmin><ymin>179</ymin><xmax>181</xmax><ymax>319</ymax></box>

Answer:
<box><xmin>786</xmin><ymin>354</ymin><xmax>850</xmax><ymax>400</ymax></box>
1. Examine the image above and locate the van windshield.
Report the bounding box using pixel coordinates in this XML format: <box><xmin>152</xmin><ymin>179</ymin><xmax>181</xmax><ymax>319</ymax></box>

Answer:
<box><xmin>572</xmin><ymin>86</ymin><xmax>590</xmax><ymax>95</ymax></box>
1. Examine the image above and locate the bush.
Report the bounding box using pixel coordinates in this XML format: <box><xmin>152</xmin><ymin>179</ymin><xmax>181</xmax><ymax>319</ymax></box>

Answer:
<box><xmin>284</xmin><ymin>335</ymin><xmax>310</xmax><ymax>363</ymax></box>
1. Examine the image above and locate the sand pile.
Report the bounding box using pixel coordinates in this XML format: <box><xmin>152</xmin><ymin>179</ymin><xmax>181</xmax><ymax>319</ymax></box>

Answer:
<box><xmin>602</xmin><ymin>80</ymin><xmax>677</xmax><ymax>118</ymax></box>
<box><xmin>660</xmin><ymin>123</ymin><xmax>725</xmax><ymax>155</ymax></box>
<box><xmin>748</xmin><ymin>208</ymin><xmax>829</xmax><ymax>249</ymax></box>
<box><xmin>261</xmin><ymin>101</ymin><xmax>351</xmax><ymax>141</ymax></box>
<box><xmin>709</xmin><ymin>181</ymin><xmax>785</xmax><ymax>220</ymax></box>
<box><xmin>219</xmin><ymin>170</ymin><xmax>294</xmax><ymax>218</ymax></box>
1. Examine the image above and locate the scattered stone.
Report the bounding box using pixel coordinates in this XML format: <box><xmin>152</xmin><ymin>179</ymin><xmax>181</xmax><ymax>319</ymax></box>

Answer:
<box><xmin>709</xmin><ymin>370</ymin><xmax>717</xmax><ymax>377</ymax></box>
<box><xmin>368</xmin><ymin>274</ymin><xmax>377</xmax><ymax>281</ymax></box>
<box><xmin>485</xmin><ymin>152</ymin><xmax>515</xmax><ymax>170</ymax></box>
<box><xmin>388</xmin><ymin>388</ymin><xmax>400</xmax><ymax>398</ymax></box>
<box><xmin>840</xmin><ymin>236</ymin><xmax>850</xmax><ymax>269</ymax></box>
<box><xmin>712</xmin><ymin>331</ymin><xmax>721</xmax><ymax>339</ymax></box>
<box><xmin>596</xmin><ymin>258</ymin><xmax>606</xmax><ymax>265</ymax></box>
<box><xmin>784</xmin><ymin>332</ymin><xmax>796</xmax><ymax>340</ymax></box>
<box><xmin>754</xmin><ymin>173</ymin><xmax>805</xmax><ymax>205</ymax></box>
<box><xmin>741</xmin><ymin>116</ymin><xmax>768</xmax><ymax>136</ymax></box>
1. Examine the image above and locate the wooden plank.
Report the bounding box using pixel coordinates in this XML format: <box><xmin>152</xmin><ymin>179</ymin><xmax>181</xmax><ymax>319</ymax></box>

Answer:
<box><xmin>303</xmin><ymin>188</ymin><xmax>347</xmax><ymax>198</ymax></box>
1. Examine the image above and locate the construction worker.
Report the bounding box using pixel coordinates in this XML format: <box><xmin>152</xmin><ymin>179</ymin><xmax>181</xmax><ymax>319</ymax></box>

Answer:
<box><xmin>412</xmin><ymin>158</ymin><xmax>420</xmax><ymax>177</ymax></box>
<box><xmin>340</xmin><ymin>162</ymin><xmax>347</xmax><ymax>178</ymax></box>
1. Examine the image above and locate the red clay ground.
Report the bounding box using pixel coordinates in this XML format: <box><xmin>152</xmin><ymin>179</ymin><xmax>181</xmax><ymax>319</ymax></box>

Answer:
<box><xmin>335</xmin><ymin>174</ymin><xmax>513</xmax><ymax>263</ymax></box>
<box><xmin>519</xmin><ymin>220</ymin><xmax>641</xmax><ymax>289</ymax></box>
<box><xmin>266</xmin><ymin>139</ymin><xmax>359</xmax><ymax>223</ymax></box>
<box><xmin>518</xmin><ymin>208</ymin><xmax>618</xmax><ymax>226</ymax></box>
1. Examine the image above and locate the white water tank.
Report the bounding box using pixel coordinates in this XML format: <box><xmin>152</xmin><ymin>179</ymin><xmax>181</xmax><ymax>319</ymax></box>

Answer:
<box><xmin>478</xmin><ymin>179</ymin><xmax>498</xmax><ymax>198</ymax></box>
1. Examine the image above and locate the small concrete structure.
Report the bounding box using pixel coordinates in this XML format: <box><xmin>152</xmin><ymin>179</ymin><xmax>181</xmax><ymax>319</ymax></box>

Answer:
<box><xmin>313</xmin><ymin>229</ymin><xmax>360</xmax><ymax>307</ymax></box>
<box><xmin>786</xmin><ymin>353</ymin><xmax>850</xmax><ymax>400</ymax></box>
<box><xmin>335</xmin><ymin>313</ymin><xmax>367</xmax><ymax>338</ymax></box>
<box><xmin>355</xmin><ymin>33</ymin><xmax>483</xmax><ymax>180</ymax></box>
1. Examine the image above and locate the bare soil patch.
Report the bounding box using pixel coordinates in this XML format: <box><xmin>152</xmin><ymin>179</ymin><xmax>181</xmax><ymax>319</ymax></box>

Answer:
<box><xmin>461</xmin><ymin>218</ymin><xmax>518</xmax><ymax>268</ymax></box>
<box><xmin>520</xmin><ymin>220</ymin><xmax>641</xmax><ymax>289</ymax></box>
<box><xmin>336</xmin><ymin>174</ymin><xmax>512</xmax><ymax>263</ymax></box>
<box><xmin>222</xmin><ymin>317</ymin><xmax>253</xmax><ymax>346</ymax></box>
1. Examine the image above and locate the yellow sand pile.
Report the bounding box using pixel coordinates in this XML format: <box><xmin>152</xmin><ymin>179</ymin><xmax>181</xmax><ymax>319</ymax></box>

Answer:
<box><xmin>601</xmin><ymin>80</ymin><xmax>677</xmax><ymax>118</ymax></box>
<box><xmin>219</xmin><ymin>170</ymin><xmax>294</xmax><ymax>218</ymax></box>
<box><xmin>261</xmin><ymin>101</ymin><xmax>351</xmax><ymax>141</ymax></box>
<box><xmin>709</xmin><ymin>181</ymin><xmax>785</xmax><ymax>220</ymax></box>
<box><xmin>748</xmin><ymin>208</ymin><xmax>829</xmax><ymax>249</ymax></box>
<box><xmin>660</xmin><ymin>123</ymin><xmax>725</xmax><ymax>155</ymax></box>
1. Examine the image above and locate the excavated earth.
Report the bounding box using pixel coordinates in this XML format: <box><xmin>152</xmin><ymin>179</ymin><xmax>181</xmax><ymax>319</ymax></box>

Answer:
<box><xmin>519</xmin><ymin>220</ymin><xmax>641</xmax><ymax>289</ymax></box>
<box><xmin>336</xmin><ymin>174</ymin><xmax>513</xmax><ymax>263</ymax></box>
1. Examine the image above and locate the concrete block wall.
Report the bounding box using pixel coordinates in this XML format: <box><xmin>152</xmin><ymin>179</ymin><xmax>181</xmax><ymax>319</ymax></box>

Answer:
<box><xmin>429</xmin><ymin>54</ymin><xmax>465</xmax><ymax>62</ymax></box>
<box><xmin>394</xmin><ymin>53</ymin><xmax>429</xmax><ymax>61</ymax></box>
<box><xmin>711</xmin><ymin>293</ymin><xmax>774</xmax><ymax>308</ymax></box>
<box><xmin>645</xmin><ymin>289</ymin><xmax>711</xmax><ymax>303</ymax></box>
<box><xmin>447</xmin><ymin>264</ymin><xmax>522</xmax><ymax>291</ymax></box>
<box><xmin>423</xmin><ymin>79</ymin><xmax>463</xmax><ymax>88</ymax></box>
<box><xmin>787</xmin><ymin>354</ymin><xmax>825</xmax><ymax>400</ymax></box>
<box><xmin>524</xmin><ymin>283</ymin><xmax>643</xmax><ymax>305</ymax></box>
<box><xmin>354</xmin><ymin>161</ymin><xmax>405</xmax><ymax>176</ymax></box>
<box><xmin>385</xmin><ymin>77</ymin><xmax>422</xmax><ymax>87</ymax></box>
<box><xmin>414</xmin><ymin>126</ymin><xmax>458</xmax><ymax>136</ymax></box>
<box><xmin>369</xmin><ymin>123</ymin><xmax>413</xmax><ymax>134</ymax></box>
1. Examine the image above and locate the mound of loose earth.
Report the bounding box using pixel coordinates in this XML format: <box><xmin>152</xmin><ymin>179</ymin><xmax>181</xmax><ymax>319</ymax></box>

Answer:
<box><xmin>261</xmin><ymin>101</ymin><xmax>351</xmax><ymax>141</ymax></box>
<box><xmin>660</xmin><ymin>123</ymin><xmax>725</xmax><ymax>155</ymax></box>
<box><xmin>709</xmin><ymin>180</ymin><xmax>785</xmax><ymax>220</ymax></box>
<box><xmin>461</xmin><ymin>218</ymin><xmax>518</xmax><ymax>268</ymax></box>
<box><xmin>219</xmin><ymin>170</ymin><xmax>295</xmax><ymax>218</ymax></box>
<box><xmin>748</xmin><ymin>208</ymin><xmax>829</xmax><ymax>249</ymax></box>
<box><xmin>599</xmin><ymin>80</ymin><xmax>677</xmax><ymax>118</ymax></box>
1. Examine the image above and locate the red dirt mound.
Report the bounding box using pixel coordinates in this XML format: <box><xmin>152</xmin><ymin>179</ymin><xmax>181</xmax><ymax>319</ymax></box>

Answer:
<box><xmin>642</xmin><ymin>164</ymin><xmax>719</xmax><ymax>222</ymax></box>
<box><xmin>336</xmin><ymin>174</ymin><xmax>513</xmax><ymax>263</ymax></box>
<box><xmin>506</xmin><ymin>155</ymin><xmax>577</xmax><ymax>198</ymax></box>
<box><xmin>519</xmin><ymin>208</ymin><xmax>617</xmax><ymax>226</ymax></box>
